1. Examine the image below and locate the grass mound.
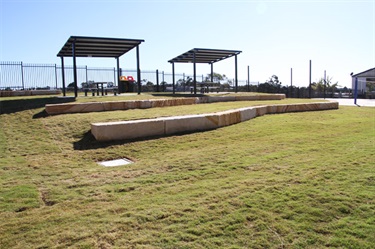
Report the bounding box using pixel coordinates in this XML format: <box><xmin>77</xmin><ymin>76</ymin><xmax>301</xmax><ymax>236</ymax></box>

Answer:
<box><xmin>0</xmin><ymin>95</ymin><xmax>374</xmax><ymax>248</ymax></box>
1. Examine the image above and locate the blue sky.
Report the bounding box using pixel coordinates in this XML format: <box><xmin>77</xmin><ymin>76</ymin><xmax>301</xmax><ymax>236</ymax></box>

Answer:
<box><xmin>1</xmin><ymin>0</ymin><xmax>374</xmax><ymax>88</ymax></box>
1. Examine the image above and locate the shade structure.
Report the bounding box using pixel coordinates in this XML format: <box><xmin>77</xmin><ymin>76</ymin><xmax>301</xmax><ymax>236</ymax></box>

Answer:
<box><xmin>168</xmin><ymin>48</ymin><xmax>242</xmax><ymax>94</ymax></box>
<box><xmin>168</xmin><ymin>48</ymin><xmax>241</xmax><ymax>64</ymax></box>
<box><xmin>57</xmin><ymin>36</ymin><xmax>144</xmax><ymax>96</ymax></box>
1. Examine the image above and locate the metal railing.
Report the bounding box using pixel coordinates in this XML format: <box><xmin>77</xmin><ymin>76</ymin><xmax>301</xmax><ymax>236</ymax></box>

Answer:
<box><xmin>0</xmin><ymin>61</ymin><xmax>255</xmax><ymax>91</ymax></box>
<box><xmin>2</xmin><ymin>61</ymin><xmax>350</xmax><ymax>98</ymax></box>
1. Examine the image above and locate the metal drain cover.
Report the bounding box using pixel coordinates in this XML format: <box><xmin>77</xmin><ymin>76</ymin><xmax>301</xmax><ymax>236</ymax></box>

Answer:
<box><xmin>98</xmin><ymin>158</ymin><xmax>133</xmax><ymax>167</ymax></box>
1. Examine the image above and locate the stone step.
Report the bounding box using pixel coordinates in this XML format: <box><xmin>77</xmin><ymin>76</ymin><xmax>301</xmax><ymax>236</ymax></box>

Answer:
<box><xmin>45</xmin><ymin>94</ymin><xmax>285</xmax><ymax>115</ymax></box>
<box><xmin>91</xmin><ymin>102</ymin><xmax>338</xmax><ymax>142</ymax></box>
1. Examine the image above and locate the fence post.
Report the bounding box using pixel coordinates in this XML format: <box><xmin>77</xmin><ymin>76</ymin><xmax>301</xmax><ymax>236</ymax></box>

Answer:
<box><xmin>21</xmin><ymin>62</ymin><xmax>25</xmax><ymax>90</ymax></box>
<box><xmin>156</xmin><ymin>69</ymin><xmax>159</xmax><ymax>92</ymax></box>
<box><xmin>113</xmin><ymin>67</ymin><xmax>116</xmax><ymax>86</ymax></box>
<box><xmin>54</xmin><ymin>64</ymin><xmax>58</xmax><ymax>89</ymax></box>
<box><xmin>309</xmin><ymin>60</ymin><xmax>312</xmax><ymax>98</ymax></box>
<box><xmin>85</xmin><ymin>65</ymin><xmax>88</xmax><ymax>85</ymax></box>
<box><xmin>247</xmin><ymin>65</ymin><xmax>250</xmax><ymax>92</ymax></box>
<box><xmin>162</xmin><ymin>71</ymin><xmax>165</xmax><ymax>91</ymax></box>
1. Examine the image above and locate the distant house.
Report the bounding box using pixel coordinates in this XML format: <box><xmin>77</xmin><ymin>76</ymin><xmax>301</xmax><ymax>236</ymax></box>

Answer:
<box><xmin>351</xmin><ymin>67</ymin><xmax>375</xmax><ymax>94</ymax></box>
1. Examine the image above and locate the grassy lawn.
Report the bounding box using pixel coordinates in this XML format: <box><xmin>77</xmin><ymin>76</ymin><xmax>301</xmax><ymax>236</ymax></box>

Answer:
<box><xmin>0</xmin><ymin>94</ymin><xmax>374</xmax><ymax>248</ymax></box>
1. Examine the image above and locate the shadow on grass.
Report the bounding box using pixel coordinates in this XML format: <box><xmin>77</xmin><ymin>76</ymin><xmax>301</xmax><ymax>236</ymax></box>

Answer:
<box><xmin>0</xmin><ymin>96</ymin><xmax>75</xmax><ymax>115</ymax></box>
<box><xmin>73</xmin><ymin>131</ymin><xmax>160</xmax><ymax>150</ymax></box>
<box><xmin>73</xmin><ymin>129</ymin><xmax>209</xmax><ymax>150</ymax></box>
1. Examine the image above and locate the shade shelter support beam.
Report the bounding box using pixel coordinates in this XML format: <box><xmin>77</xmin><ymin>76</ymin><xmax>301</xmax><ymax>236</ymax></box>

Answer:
<box><xmin>210</xmin><ymin>63</ymin><xmax>213</xmax><ymax>82</ymax></box>
<box><xmin>172</xmin><ymin>63</ymin><xmax>175</xmax><ymax>94</ymax></box>
<box><xmin>60</xmin><ymin>57</ymin><xmax>66</xmax><ymax>96</ymax></box>
<box><xmin>72</xmin><ymin>39</ymin><xmax>78</xmax><ymax>97</ymax></box>
<box><xmin>193</xmin><ymin>51</ymin><xmax>197</xmax><ymax>95</ymax></box>
<box><xmin>116</xmin><ymin>57</ymin><xmax>120</xmax><ymax>88</ymax></box>
<box><xmin>136</xmin><ymin>45</ymin><xmax>141</xmax><ymax>95</ymax></box>
<box><xmin>235</xmin><ymin>54</ymin><xmax>238</xmax><ymax>93</ymax></box>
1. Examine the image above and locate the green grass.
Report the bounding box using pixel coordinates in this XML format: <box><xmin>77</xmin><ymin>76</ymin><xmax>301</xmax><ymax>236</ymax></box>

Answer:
<box><xmin>0</xmin><ymin>94</ymin><xmax>374</xmax><ymax>248</ymax></box>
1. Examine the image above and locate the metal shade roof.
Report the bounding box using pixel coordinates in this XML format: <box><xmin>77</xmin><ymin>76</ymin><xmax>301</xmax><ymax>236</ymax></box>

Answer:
<box><xmin>168</xmin><ymin>48</ymin><xmax>242</xmax><ymax>64</ymax></box>
<box><xmin>57</xmin><ymin>36</ymin><xmax>144</xmax><ymax>58</ymax></box>
<box><xmin>352</xmin><ymin>67</ymin><xmax>375</xmax><ymax>78</ymax></box>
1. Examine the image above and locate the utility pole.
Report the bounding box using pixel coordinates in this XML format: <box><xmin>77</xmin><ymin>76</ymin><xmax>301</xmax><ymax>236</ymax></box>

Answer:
<box><xmin>290</xmin><ymin>67</ymin><xmax>293</xmax><ymax>98</ymax></box>
<box><xmin>324</xmin><ymin>70</ymin><xmax>326</xmax><ymax>99</ymax></box>
<box><xmin>247</xmin><ymin>65</ymin><xmax>250</xmax><ymax>92</ymax></box>
<box><xmin>309</xmin><ymin>60</ymin><xmax>312</xmax><ymax>98</ymax></box>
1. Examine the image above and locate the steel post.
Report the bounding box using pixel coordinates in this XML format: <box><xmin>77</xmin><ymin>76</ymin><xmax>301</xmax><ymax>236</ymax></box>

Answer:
<box><xmin>72</xmin><ymin>40</ymin><xmax>78</xmax><ymax>97</ymax></box>
<box><xmin>354</xmin><ymin>77</ymin><xmax>358</xmax><ymax>105</ymax></box>
<box><xmin>309</xmin><ymin>60</ymin><xmax>312</xmax><ymax>99</ymax></box>
<box><xmin>235</xmin><ymin>55</ymin><xmax>238</xmax><ymax>93</ymax></box>
<box><xmin>193</xmin><ymin>51</ymin><xmax>197</xmax><ymax>95</ymax></box>
<box><xmin>136</xmin><ymin>45</ymin><xmax>141</xmax><ymax>95</ymax></box>
<box><xmin>156</xmin><ymin>69</ymin><xmax>159</xmax><ymax>92</ymax></box>
<box><xmin>172</xmin><ymin>63</ymin><xmax>175</xmax><ymax>94</ymax></box>
<box><xmin>61</xmin><ymin>57</ymin><xmax>66</xmax><ymax>96</ymax></box>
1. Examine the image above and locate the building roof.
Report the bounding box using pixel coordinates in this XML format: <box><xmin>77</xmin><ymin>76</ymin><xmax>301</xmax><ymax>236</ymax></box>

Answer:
<box><xmin>168</xmin><ymin>48</ymin><xmax>242</xmax><ymax>64</ymax></box>
<box><xmin>57</xmin><ymin>36</ymin><xmax>144</xmax><ymax>58</ymax></box>
<box><xmin>352</xmin><ymin>67</ymin><xmax>375</xmax><ymax>78</ymax></box>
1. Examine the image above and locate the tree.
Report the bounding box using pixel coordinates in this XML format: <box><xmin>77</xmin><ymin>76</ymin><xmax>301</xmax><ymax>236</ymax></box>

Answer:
<box><xmin>312</xmin><ymin>78</ymin><xmax>324</xmax><ymax>93</ymax></box>
<box><xmin>205</xmin><ymin>72</ymin><xmax>225</xmax><ymax>83</ymax></box>
<box><xmin>325</xmin><ymin>76</ymin><xmax>339</xmax><ymax>97</ymax></box>
<box><xmin>160</xmin><ymin>81</ymin><xmax>167</xmax><ymax>91</ymax></box>
<box><xmin>266</xmin><ymin>75</ymin><xmax>282</xmax><ymax>87</ymax></box>
<box><xmin>259</xmin><ymin>75</ymin><xmax>282</xmax><ymax>93</ymax></box>
<box><xmin>144</xmin><ymin>81</ymin><xmax>154</xmax><ymax>92</ymax></box>
<box><xmin>67</xmin><ymin>82</ymin><xmax>75</xmax><ymax>88</ymax></box>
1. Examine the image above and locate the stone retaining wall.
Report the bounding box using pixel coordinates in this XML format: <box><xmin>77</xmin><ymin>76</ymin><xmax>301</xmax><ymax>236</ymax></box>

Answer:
<box><xmin>0</xmin><ymin>90</ymin><xmax>62</xmax><ymax>97</ymax></box>
<box><xmin>91</xmin><ymin>101</ymin><xmax>338</xmax><ymax>142</ymax></box>
<box><xmin>45</xmin><ymin>94</ymin><xmax>285</xmax><ymax>115</ymax></box>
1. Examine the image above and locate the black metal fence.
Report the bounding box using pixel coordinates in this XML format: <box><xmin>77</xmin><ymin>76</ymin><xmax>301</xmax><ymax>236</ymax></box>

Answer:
<box><xmin>0</xmin><ymin>61</ymin><xmax>258</xmax><ymax>91</ymax></box>
<box><xmin>1</xmin><ymin>61</ymin><xmax>352</xmax><ymax>98</ymax></box>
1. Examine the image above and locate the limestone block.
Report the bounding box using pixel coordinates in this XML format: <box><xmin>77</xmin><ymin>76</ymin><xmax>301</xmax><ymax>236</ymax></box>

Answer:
<box><xmin>91</xmin><ymin>119</ymin><xmax>165</xmax><ymax>142</ymax></box>
<box><xmin>103</xmin><ymin>101</ymin><xmax>126</xmax><ymax>111</ymax></box>
<box><xmin>258</xmin><ymin>94</ymin><xmax>285</xmax><ymax>100</ymax></box>
<box><xmin>139</xmin><ymin>100</ymin><xmax>152</xmax><ymax>109</ymax></box>
<box><xmin>123</xmin><ymin>100</ymin><xmax>139</xmax><ymax>110</ymax></box>
<box><xmin>267</xmin><ymin>104</ymin><xmax>289</xmax><ymax>114</ymax></box>
<box><xmin>151</xmin><ymin>99</ymin><xmax>171</xmax><ymax>108</ymax></box>
<box><xmin>30</xmin><ymin>90</ymin><xmax>61</xmax><ymax>96</ymax></box>
<box><xmin>164</xmin><ymin>114</ymin><xmax>219</xmax><ymax>135</ymax></box>
<box><xmin>72</xmin><ymin>102</ymin><xmax>105</xmax><ymax>113</ymax></box>
<box><xmin>216</xmin><ymin>110</ymin><xmax>242</xmax><ymax>127</ymax></box>
<box><xmin>181</xmin><ymin>98</ymin><xmax>198</xmax><ymax>106</ymax></box>
<box><xmin>235</xmin><ymin>96</ymin><xmax>258</xmax><ymax>101</ymax></box>
<box><xmin>256</xmin><ymin>106</ymin><xmax>268</xmax><ymax>116</ymax></box>
<box><xmin>90</xmin><ymin>101</ymin><xmax>339</xmax><ymax>142</ymax></box>
<box><xmin>0</xmin><ymin>91</ymin><xmax>12</xmax><ymax>97</ymax></box>
<box><xmin>46</xmin><ymin>102</ymin><xmax>104</xmax><ymax>114</ymax></box>
<box><xmin>239</xmin><ymin>107</ymin><xmax>257</xmax><ymax>121</ymax></box>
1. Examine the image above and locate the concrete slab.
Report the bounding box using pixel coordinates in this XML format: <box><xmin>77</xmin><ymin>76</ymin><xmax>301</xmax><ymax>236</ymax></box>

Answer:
<box><xmin>98</xmin><ymin>158</ymin><xmax>133</xmax><ymax>167</ymax></box>
<box><xmin>316</xmin><ymin>98</ymin><xmax>375</xmax><ymax>107</ymax></box>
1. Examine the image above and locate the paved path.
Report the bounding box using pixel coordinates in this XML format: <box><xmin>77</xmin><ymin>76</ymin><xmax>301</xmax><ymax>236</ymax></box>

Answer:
<box><xmin>316</xmin><ymin>98</ymin><xmax>375</xmax><ymax>107</ymax></box>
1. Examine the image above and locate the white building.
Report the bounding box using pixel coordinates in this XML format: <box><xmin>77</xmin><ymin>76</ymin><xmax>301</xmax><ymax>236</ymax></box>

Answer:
<box><xmin>351</xmin><ymin>67</ymin><xmax>375</xmax><ymax>94</ymax></box>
